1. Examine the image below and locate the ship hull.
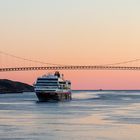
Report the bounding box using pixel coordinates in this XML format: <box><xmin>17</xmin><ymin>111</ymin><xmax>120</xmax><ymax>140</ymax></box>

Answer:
<box><xmin>36</xmin><ymin>92</ymin><xmax>72</xmax><ymax>102</ymax></box>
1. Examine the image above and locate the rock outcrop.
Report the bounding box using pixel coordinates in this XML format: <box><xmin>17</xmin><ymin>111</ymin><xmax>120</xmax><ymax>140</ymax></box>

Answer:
<box><xmin>0</xmin><ymin>79</ymin><xmax>34</xmax><ymax>93</ymax></box>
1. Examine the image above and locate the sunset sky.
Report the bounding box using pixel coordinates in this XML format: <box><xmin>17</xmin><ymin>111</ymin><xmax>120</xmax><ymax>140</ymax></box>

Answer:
<box><xmin>0</xmin><ymin>0</ymin><xmax>140</xmax><ymax>89</ymax></box>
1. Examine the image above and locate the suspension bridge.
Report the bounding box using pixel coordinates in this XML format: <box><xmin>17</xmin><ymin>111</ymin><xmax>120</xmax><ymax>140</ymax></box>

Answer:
<box><xmin>1</xmin><ymin>51</ymin><xmax>140</xmax><ymax>72</ymax></box>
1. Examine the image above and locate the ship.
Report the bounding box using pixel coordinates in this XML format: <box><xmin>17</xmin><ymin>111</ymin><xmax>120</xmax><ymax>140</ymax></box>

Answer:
<box><xmin>34</xmin><ymin>71</ymin><xmax>72</xmax><ymax>102</ymax></box>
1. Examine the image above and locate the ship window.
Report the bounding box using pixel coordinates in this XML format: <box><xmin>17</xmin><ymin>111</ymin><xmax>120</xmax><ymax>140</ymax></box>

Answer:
<box><xmin>36</xmin><ymin>83</ymin><xmax>58</xmax><ymax>85</ymax></box>
<box><xmin>37</xmin><ymin>81</ymin><xmax>58</xmax><ymax>83</ymax></box>
<box><xmin>38</xmin><ymin>78</ymin><xmax>58</xmax><ymax>81</ymax></box>
<box><xmin>36</xmin><ymin>85</ymin><xmax>58</xmax><ymax>87</ymax></box>
<box><xmin>59</xmin><ymin>82</ymin><xmax>66</xmax><ymax>84</ymax></box>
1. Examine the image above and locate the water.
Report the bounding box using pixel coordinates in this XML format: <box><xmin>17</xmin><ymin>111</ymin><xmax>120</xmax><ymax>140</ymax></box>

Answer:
<box><xmin>0</xmin><ymin>91</ymin><xmax>140</xmax><ymax>140</ymax></box>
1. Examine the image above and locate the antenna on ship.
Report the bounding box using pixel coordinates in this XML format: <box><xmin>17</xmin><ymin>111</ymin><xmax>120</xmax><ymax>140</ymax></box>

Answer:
<box><xmin>62</xmin><ymin>74</ymin><xmax>64</xmax><ymax>80</ymax></box>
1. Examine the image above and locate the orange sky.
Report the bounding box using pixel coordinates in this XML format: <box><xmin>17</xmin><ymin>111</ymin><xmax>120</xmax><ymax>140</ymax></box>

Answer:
<box><xmin>0</xmin><ymin>0</ymin><xmax>140</xmax><ymax>89</ymax></box>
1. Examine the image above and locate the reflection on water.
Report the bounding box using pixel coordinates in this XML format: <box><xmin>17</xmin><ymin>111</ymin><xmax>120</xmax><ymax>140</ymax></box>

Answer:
<box><xmin>0</xmin><ymin>91</ymin><xmax>140</xmax><ymax>140</ymax></box>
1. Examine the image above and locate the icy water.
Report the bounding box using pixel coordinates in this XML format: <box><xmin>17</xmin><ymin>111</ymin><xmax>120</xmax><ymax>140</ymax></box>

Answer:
<box><xmin>0</xmin><ymin>91</ymin><xmax>140</xmax><ymax>140</ymax></box>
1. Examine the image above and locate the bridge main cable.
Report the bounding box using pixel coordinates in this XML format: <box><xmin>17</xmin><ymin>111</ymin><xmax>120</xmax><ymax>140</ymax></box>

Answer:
<box><xmin>1</xmin><ymin>65</ymin><xmax>140</xmax><ymax>72</ymax></box>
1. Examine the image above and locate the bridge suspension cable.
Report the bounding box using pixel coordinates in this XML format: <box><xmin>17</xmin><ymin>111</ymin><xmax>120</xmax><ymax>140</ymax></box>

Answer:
<box><xmin>0</xmin><ymin>51</ymin><xmax>65</xmax><ymax>66</ymax></box>
<box><xmin>1</xmin><ymin>50</ymin><xmax>140</xmax><ymax>72</ymax></box>
<box><xmin>1</xmin><ymin>51</ymin><xmax>140</xmax><ymax>67</ymax></box>
<box><xmin>104</xmin><ymin>58</ymin><xmax>140</xmax><ymax>66</ymax></box>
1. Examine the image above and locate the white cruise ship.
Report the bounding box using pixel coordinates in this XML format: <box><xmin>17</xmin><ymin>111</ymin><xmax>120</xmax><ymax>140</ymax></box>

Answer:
<box><xmin>34</xmin><ymin>71</ymin><xmax>71</xmax><ymax>101</ymax></box>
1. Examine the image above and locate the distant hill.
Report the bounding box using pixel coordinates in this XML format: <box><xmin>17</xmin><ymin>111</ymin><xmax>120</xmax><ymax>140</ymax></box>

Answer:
<box><xmin>0</xmin><ymin>79</ymin><xmax>34</xmax><ymax>93</ymax></box>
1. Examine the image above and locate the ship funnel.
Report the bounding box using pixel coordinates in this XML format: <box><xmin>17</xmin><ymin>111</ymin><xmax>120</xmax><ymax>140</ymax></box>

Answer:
<box><xmin>54</xmin><ymin>71</ymin><xmax>60</xmax><ymax>78</ymax></box>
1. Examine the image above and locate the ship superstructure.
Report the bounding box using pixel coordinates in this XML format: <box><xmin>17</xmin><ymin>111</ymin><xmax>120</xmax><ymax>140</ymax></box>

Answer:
<box><xmin>34</xmin><ymin>71</ymin><xmax>71</xmax><ymax>101</ymax></box>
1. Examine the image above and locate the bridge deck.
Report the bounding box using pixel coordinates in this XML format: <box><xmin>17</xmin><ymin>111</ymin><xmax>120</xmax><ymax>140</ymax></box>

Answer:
<box><xmin>1</xmin><ymin>66</ymin><xmax>140</xmax><ymax>72</ymax></box>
